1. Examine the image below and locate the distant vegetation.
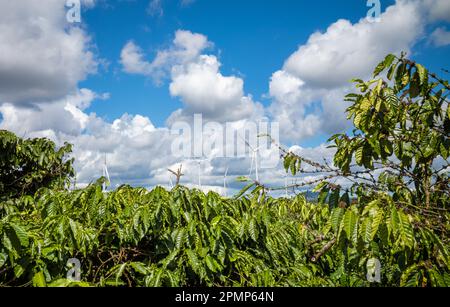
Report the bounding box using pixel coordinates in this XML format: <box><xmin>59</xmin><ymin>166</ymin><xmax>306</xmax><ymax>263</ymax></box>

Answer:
<box><xmin>0</xmin><ymin>54</ymin><xmax>448</xmax><ymax>287</ymax></box>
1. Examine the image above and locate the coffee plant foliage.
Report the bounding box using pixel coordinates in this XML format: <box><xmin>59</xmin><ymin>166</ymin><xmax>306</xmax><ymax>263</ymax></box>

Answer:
<box><xmin>0</xmin><ymin>130</ymin><xmax>74</xmax><ymax>200</ymax></box>
<box><xmin>0</xmin><ymin>54</ymin><xmax>449</xmax><ymax>287</ymax></box>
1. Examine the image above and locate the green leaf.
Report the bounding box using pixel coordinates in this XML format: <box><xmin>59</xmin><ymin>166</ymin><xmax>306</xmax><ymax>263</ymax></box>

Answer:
<box><xmin>48</xmin><ymin>278</ymin><xmax>72</xmax><ymax>287</ymax></box>
<box><xmin>401</xmin><ymin>264</ymin><xmax>420</xmax><ymax>287</ymax></box>
<box><xmin>173</xmin><ymin>228</ymin><xmax>186</xmax><ymax>250</ymax></box>
<box><xmin>370</xmin><ymin>207</ymin><xmax>384</xmax><ymax>241</ymax></box>
<box><xmin>290</xmin><ymin>157</ymin><xmax>299</xmax><ymax>176</ymax></box>
<box><xmin>210</xmin><ymin>216</ymin><xmax>221</xmax><ymax>228</ymax></box>
<box><xmin>248</xmin><ymin>218</ymin><xmax>259</xmax><ymax>241</ymax></box>
<box><xmin>389</xmin><ymin>206</ymin><xmax>400</xmax><ymax>236</ymax></box>
<box><xmin>104</xmin><ymin>279</ymin><xmax>126</xmax><ymax>287</ymax></box>
<box><xmin>441</xmin><ymin>143</ymin><xmax>449</xmax><ymax>159</ymax></box>
<box><xmin>13</xmin><ymin>262</ymin><xmax>27</xmax><ymax>278</ymax></box>
<box><xmin>387</xmin><ymin>61</ymin><xmax>398</xmax><ymax>80</ymax></box>
<box><xmin>32</xmin><ymin>271</ymin><xmax>47</xmax><ymax>287</ymax></box>
<box><xmin>343</xmin><ymin>210</ymin><xmax>358</xmax><ymax>243</ymax></box>
<box><xmin>312</xmin><ymin>181</ymin><xmax>328</xmax><ymax>193</ymax></box>
<box><xmin>186</xmin><ymin>249</ymin><xmax>202</xmax><ymax>274</ymax></box>
<box><xmin>354</xmin><ymin>113</ymin><xmax>363</xmax><ymax>128</ymax></box>
<box><xmin>234</xmin><ymin>183</ymin><xmax>255</xmax><ymax>199</ymax></box>
<box><xmin>236</xmin><ymin>176</ymin><xmax>250</xmax><ymax>182</ymax></box>
<box><xmin>283</xmin><ymin>154</ymin><xmax>293</xmax><ymax>172</ymax></box>
<box><xmin>330</xmin><ymin>207</ymin><xmax>345</xmax><ymax>232</ymax></box>
<box><xmin>361</xmin><ymin>218</ymin><xmax>372</xmax><ymax>243</ymax></box>
<box><xmin>2</xmin><ymin>232</ymin><xmax>13</xmax><ymax>254</ymax></box>
<box><xmin>395</xmin><ymin>62</ymin><xmax>407</xmax><ymax>88</ymax></box>
<box><xmin>374</xmin><ymin>54</ymin><xmax>396</xmax><ymax>77</ymax></box>
<box><xmin>355</xmin><ymin>146</ymin><xmax>364</xmax><ymax>165</ymax></box>
<box><xmin>328</xmin><ymin>188</ymin><xmax>340</xmax><ymax>207</ymax></box>
<box><xmin>318</xmin><ymin>188</ymin><xmax>329</xmax><ymax>204</ymax></box>
<box><xmin>129</xmin><ymin>262</ymin><xmax>148</xmax><ymax>275</ymax></box>
<box><xmin>115</xmin><ymin>263</ymin><xmax>127</xmax><ymax>284</ymax></box>
<box><xmin>0</xmin><ymin>253</ymin><xmax>7</xmax><ymax>268</ymax></box>
<box><xmin>205</xmin><ymin>255</ymin><xmax>221</xmax><ymax>273</ymax></box>
<box><xmin>416</xmin><ymin>63</ymin><xmax>427</xmax><ymax>86</ymax></box>
<box><xmin>397</xmin><ymin>211</ymin><xmax>415</xmax><ymax>248</ymax></box>
<box><xmin>11</xmin><ymin>223</ymin><xmax>29</xmax><ymax>247</ymax></box>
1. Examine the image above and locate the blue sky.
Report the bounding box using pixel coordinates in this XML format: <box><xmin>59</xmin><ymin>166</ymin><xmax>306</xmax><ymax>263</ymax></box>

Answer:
<box><xmin>0</xmin><ymin>0</ymin><xmax>449</xmax><ymax>192</ymax></box>
<box><xmin>80</xmin><ymin>0</ymin><xmax>449</xmax><ymax>144</ymax></box>
<box><xmin>80</xmin><ymin>0</ymin><xmax>400</xmax><ymax>128</ymax></box>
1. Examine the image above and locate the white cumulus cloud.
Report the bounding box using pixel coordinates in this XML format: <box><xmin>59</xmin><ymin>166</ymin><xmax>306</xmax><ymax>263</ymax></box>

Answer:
<box><xmin>429</xmin><ymin>27</ymin><xmax>450</xmax><ymax>47</ymax></box>
<box><xmin>121</xmin><ymin>30</ymin><xmax>263</xmax><ymax>122</ymax></box>
<box><xmin>267</xmin><ymin>0</ymin><xmax>449</xmax><ymax>143</ymax></box>
<box><xmin>0</xmin><ymin>0</ymin><xmax>97</xmax><ymax>106</ymax></box>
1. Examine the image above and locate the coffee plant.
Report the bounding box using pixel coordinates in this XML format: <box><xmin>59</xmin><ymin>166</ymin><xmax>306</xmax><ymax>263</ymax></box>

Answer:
<box><xmin>0</xmin><ymin>54</ymin><xmax>448</xmax><ymax>287</ymax></box>
<box><xmin>0</xmin><ymin>130</ymin><xmax>74</xmax><ymax>200</ymax></box>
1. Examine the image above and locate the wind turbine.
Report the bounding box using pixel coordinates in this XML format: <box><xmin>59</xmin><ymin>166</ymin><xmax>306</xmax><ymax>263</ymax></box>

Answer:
<box><xmin>192</xmin><ymin>158</ymin><xmax>209</xmax><ymax>189</ymax></box>
<box><xmin>246</xmin><ymin>141</ymin><xmax>261</xmax><ymax>182</ymax></box>
<box><xmin>168</xmin><ymin>177</ymin><xmax>174</xmax><ymax>189</ymax></box>
<box><xmin>197</xmin><ymin>160</ymin><xmax>202</xmax><ymax>188</ymax></box>
<box><xmin>238</xmin><ymin>135</ymin><xmax>261</xmax><ymax>182</ymax></box>
<box><xmin>223</xmin><ymin>166</ymin><xmax>229</xmax><ymax>197</ymax></box>
<box><xmin>102</xmin><ymin>154</ymin><xmax>110</xmax><ymax>192</ymax></box>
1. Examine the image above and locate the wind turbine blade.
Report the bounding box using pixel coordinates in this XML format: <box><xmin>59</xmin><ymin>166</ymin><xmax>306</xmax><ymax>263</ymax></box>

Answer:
<box><xmin>198</xmin><ymin>162</ymin><xmax>201</xmax><ymax>188</ymax></box>
<box><xmin>239</xmin><ymin>134</ymin><xmax>255</xmax><ymax>151</ymax></box>
<box><xmin>223</xmin><ymin>181</ymin><xmax>227</xmax><ymax>197</ymax></box>
<box><xmin>249</xmin><ymin>154</ymin><xmax>255</xmax><ymax>178</ymax></box>
<box><xmin>102</xmin><ymin>154</ymin><xmax>110</xmax><ymax>192</ymax></box>
<box><xmin>223</xmin><ymin>167</ymin><xmax>229</xmax><ymax>186</ymax></box>
<box><xmin>255</xmin><ymin>152</ymin><xmax>259</xmax><ymax>182</ymax></box>
<box><xmin>104</xmin><ymin>165</ymin><xmax>110</xmax><ymax>183</ymax></box>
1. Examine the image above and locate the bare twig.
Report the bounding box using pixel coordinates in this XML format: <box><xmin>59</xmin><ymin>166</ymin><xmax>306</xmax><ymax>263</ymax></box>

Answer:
<box><xmin>168</xmin><ymin>165</ymin><xmax>184</xmax><ymax>185</ymax></box>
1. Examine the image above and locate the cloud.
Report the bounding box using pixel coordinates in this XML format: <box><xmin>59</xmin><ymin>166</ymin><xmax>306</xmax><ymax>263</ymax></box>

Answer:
<box><xmin>0</xmin><ymin>93</ymin><xmax>278</xmax><ymax>194</ymax></box>
<box><xmin>121</xmin><ymin>30</ymin><xmax>263</xmax><ymax>122</ymax></box>
<box><xmin>168</xmin><ymin>55</ymin><xmax>264</xmax><ymax>122</ymax></box>
<box><xmin>4</xmin><ymin>0</ymin><xmax>449</xmax><ymax>195</ymax></box>
<box><xmin>283</xmin><ymin>1</ymin><xmax>423</xmax><ymax>89</ymax></box>
<box><xmin>0</xmin><ymin>89</ymin><xmax>107</xmax><ymax>137</ymax></box>
<box><xmin>81</xmin><ymin>0</ymin><xmax>97</xmax><ymax>8</ymax></box>
<box><xmin>0</xmin><ymin>9</ymin><xmax>269</xmax><ymax>194</ymax></box>
<box><xmin>0</xmin><ymin>3</ymin><xmax>271</xmax><ymax>194</ymax></box>
<box><xmin>423</xmin><ymin>0</ymin><xmax>450</xmax><ymax>23</ymax></box>
<box><xmin>180</xmin><ymin>0</ymin><xmax>196</xmax><ymax>7</ymax></box>
<box><xmin>147</xmin><ymin>0</ymin><xmax>163</xmax><ymax>17</ymax></box>
<box><xmin>0</xmin><ymin>91</ymin><xmax>179</xmax><ymax>188</ymax></box>
<box><xmin>0</xmin><ymin>1</ymin><xmax>97</xmax><ymax>106</ymax></box>
<box><xmin>146</xmin><ymin>0</ymin><xmax>196</xmax><ymax>17</ymax></box>
<box><xmin>120</xmin><ymin>41</ymin><xmax>154</xmax><ymax>75</ymax></box>
<box><xmin>429</xmin><ymin>27</ymin><xmax>450</xmax><ymax>47</ymax></box>
<box><xmin>268</xmin><ymin>70</ymin><xmax>322</xmax><ymax>141</ymax></box>
<box><xmin>266</xmin><ymin>0</ymin><xmax>450</xmax><ymax>143</ymax></box>
<box><xmin>120</xmin><ymin>30</ymin><xmax>211</xmax><ymax>81</ymax></box>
